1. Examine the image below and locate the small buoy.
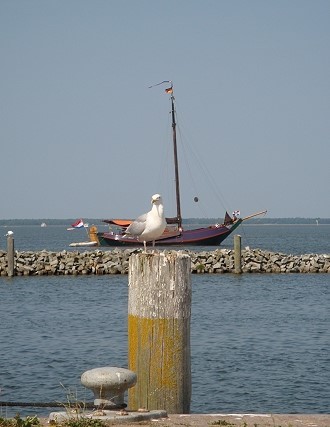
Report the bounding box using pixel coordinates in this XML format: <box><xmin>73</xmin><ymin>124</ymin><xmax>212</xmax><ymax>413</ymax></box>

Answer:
<box><xmin>194</xmin><ymin>196</ymin><xmax>199</xmax><ymax>202</ymax></box>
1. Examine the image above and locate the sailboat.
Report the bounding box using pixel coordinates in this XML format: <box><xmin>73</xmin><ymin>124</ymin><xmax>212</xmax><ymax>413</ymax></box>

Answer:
<box><xmin>94</xmin><ymin>82</ymin><xmax>266</xmax><ymax>247</ymax></box>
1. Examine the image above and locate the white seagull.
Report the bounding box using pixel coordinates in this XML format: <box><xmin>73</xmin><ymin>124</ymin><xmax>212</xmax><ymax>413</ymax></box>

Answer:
<box><xmin>124</xmin><ymin>194</ymin><xmax>166</xmax><ymax>252</ymax></box>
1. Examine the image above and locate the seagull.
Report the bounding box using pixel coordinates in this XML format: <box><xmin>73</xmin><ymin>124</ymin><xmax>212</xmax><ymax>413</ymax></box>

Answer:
<box><xmin>5</xmin><ymin>231</ymin><xmax>14</xmax><ymax>237</ymax></box>
<box><xmin>124</xmin><ymin>194</ymin><xmax>166</xmax><ymax>252</ymax></box>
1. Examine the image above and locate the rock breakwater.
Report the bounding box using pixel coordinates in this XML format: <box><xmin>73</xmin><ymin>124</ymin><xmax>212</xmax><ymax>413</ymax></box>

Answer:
<box><xmin>0</xmin><ymin>248</ymin><xmax>329</xmax><ymax>276</ymax></box>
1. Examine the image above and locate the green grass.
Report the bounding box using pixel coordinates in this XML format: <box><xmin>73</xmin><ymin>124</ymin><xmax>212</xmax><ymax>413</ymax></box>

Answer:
<box><xmin>0</xmin><ymin>415</ymin><xmax>40</xmax><ymax>427</ymax></box>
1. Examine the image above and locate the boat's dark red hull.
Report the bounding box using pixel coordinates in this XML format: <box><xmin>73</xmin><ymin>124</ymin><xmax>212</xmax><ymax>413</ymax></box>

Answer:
<box><xmin>96</xmin><ymin>219</ymin><xmax>242</xmax><ymax>247</ymax></box>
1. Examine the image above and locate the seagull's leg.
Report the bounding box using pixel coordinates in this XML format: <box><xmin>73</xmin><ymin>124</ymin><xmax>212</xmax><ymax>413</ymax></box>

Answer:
<box><xmin>151</xmin><ymin>240</ymin><xmax>158</xmax><ymax>254</ymax></box>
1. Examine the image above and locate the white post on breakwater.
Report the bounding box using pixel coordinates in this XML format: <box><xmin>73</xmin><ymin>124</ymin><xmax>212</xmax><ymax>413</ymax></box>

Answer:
<box><xmin>7</xmin><ymin>233</ymin><xmax>15</xmax><ymax>277</ymax></box>
<box><xmin>234</xmin><ymin>234</ymin><xmax>242</xmax><ymax>274</ymax></box>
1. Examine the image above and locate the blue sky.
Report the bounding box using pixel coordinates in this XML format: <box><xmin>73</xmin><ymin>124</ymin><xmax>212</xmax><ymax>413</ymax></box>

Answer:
<box><xmin>1</xmin><ymin>1</ymin><xmax>329</xmax><ymax>219</ymax></box>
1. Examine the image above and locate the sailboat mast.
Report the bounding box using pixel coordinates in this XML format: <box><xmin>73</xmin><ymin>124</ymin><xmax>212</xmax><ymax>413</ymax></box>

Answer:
<box><xmin>170</xmin><ymin>93</ymin><xmax>182</xmax><ymax>229</ymax></box>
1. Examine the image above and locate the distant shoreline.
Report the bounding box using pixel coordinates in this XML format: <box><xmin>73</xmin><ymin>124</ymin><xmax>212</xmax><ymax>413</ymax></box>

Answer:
<box><xmin>1</xmin><ymin>218</ymin><xmax>330</xmax><ymax>226</ymax></box>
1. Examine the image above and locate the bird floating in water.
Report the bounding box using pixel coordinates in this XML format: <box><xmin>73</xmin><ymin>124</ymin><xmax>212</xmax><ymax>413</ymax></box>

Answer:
<box><xmin>123</xmin><ymin>194</ymin><xmax>166</xmax><ymax>252</ymax></box>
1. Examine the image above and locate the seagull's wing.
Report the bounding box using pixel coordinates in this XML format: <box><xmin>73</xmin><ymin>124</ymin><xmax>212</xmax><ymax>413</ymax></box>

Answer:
<box><xmin>124</xmin><ymin>213</ymin><xmax>148</xmax><ymax>236</ymax></box>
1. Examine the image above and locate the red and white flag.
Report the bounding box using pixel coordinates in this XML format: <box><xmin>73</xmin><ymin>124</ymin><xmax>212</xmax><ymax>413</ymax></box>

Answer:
<box><xmin>71</xmin><ymin>219</ymin><xmax>84</xmax><ymax>228</ymax></box>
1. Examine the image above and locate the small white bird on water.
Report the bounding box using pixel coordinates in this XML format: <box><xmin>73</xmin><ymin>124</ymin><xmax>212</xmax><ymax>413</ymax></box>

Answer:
<box><xmin>124</xmin><ymin>194</ymin><xmax>166</xmax><ymax>252</ymax></box>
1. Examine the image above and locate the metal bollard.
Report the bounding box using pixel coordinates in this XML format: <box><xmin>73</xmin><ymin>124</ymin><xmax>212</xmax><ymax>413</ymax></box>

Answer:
<box><xmin>81</xmin><ymin>367</ymin><xmax>137</xmax><ymax>408</ymax></box>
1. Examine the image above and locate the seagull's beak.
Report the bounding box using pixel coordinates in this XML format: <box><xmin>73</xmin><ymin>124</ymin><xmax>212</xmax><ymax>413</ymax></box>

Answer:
<box><xmin>151</xmin><ymin>194</ymin><xmax>161</xmax><ymax>204</ymax></box>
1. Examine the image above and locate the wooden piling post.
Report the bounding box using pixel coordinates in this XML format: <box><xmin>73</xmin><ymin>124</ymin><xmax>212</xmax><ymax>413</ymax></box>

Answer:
<box><xmin>7</xmin><ymin>235</ymin><xmax>15</xmax><ymax>277</ymax></box>
<box><xmin>128</xmin><ymin>252</ymin><xmax>191</xmax><ymax>414</ymax></box>
<box><xmin>234</xmin><ymin>234</ymin><xmax>242</xmax><ymax>274</ymax></box>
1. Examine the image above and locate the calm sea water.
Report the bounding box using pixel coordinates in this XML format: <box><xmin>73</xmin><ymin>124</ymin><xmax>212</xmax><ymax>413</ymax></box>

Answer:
<box><xmin>1</xmin><ymin>222</ymin><xmax>330</xmax><ymax>254</ymax></box>
<box><xmin>0</xmin><ymin>224</ymin><xmax>329</xmax><ymax>417</ymax></box>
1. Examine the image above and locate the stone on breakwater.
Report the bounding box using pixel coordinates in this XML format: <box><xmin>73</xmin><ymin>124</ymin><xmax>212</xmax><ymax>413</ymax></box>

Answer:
<box><xmin>0</xmin><ymin>248</ymin><xmax>329</xmax><ymax>276</ymax></box>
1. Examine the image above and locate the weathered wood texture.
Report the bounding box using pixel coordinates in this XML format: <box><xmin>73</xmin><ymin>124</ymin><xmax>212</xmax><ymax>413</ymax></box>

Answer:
<box><xmin>128</xmin><ymin>252</ymin><xmax>191</xmax><ymax>414</ymax></box>
<box><xmin>7</xmin><ymin>236</ymin><xmax>15</xmax><ymax>277</ymax></box>
<box><xmin>234</xmin><ymin>234</ymin><xmax>242</xmax><ymax>274</ymax></box>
